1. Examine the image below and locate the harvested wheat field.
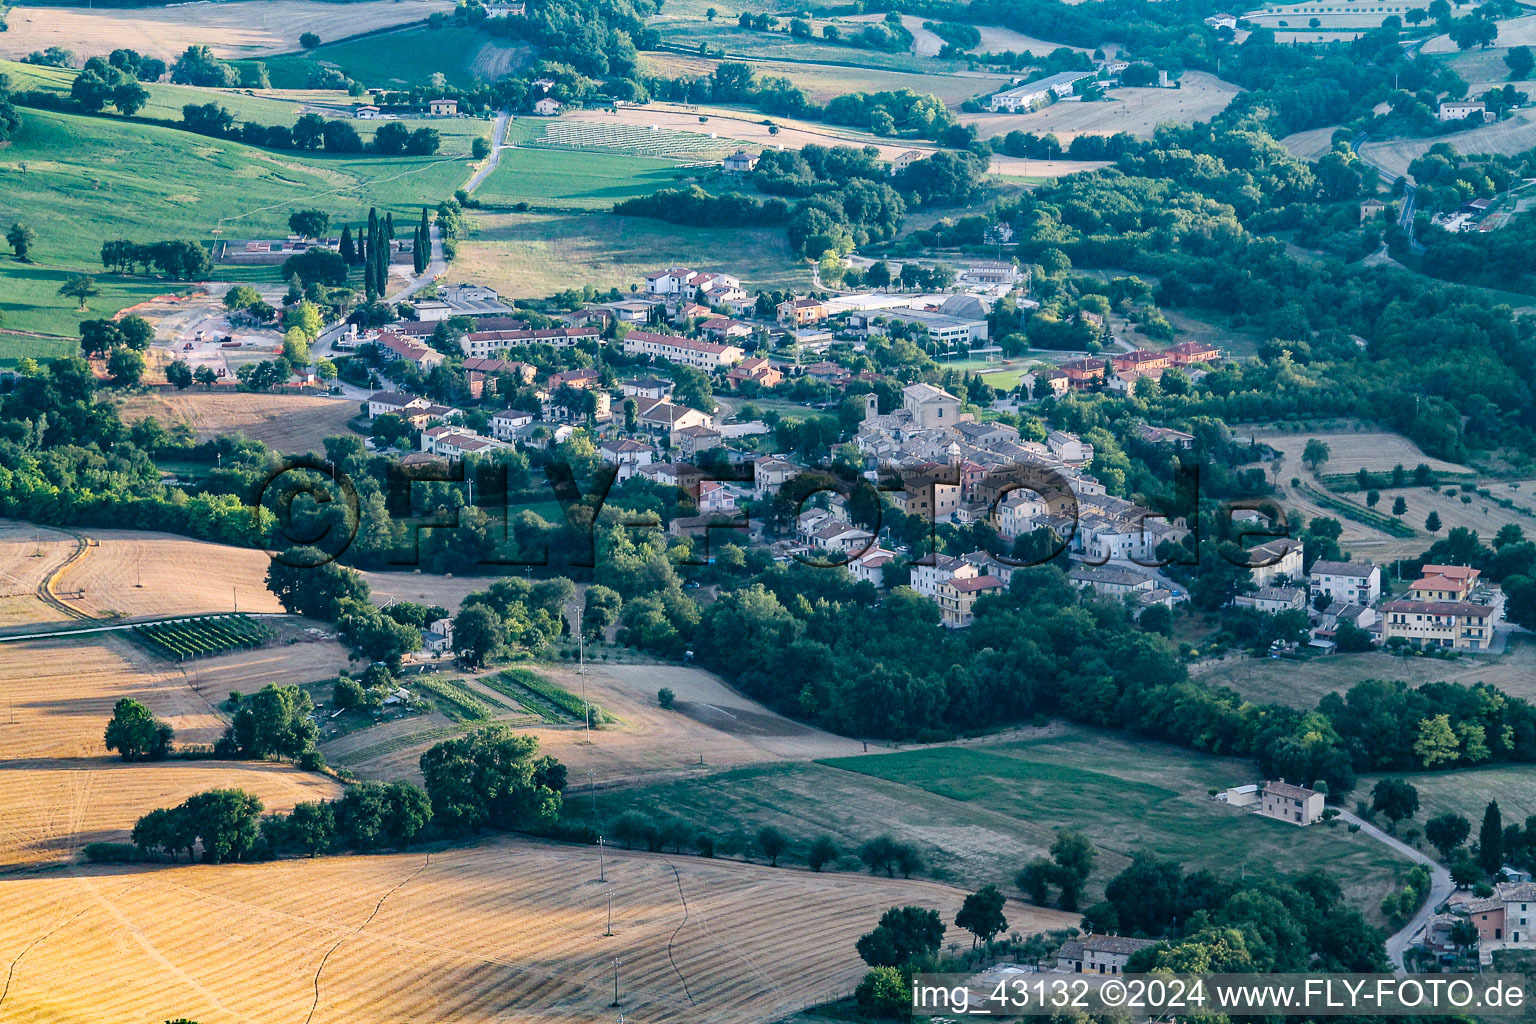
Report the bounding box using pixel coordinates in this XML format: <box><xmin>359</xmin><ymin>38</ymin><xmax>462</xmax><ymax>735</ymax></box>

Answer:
<box><xmin>958</xmin><ymin>72</ymin><xmax>1241</xmax><ymax>143</ymax></box>
<box><xmin>1361</xmin><ymin>107</ymin><xmax>1536</xmax><ymax>180</ymax></box>
<box><xmin>0</xmin><ymin>636</ymin><xmax>344</xmax><ymax>867</ymax></box>
<box><xmin>49</xmin><ymin>529</ymin><xmax>285</xmax><ymax>620</ymax></box>
<box><xmin>113</xmin><ymin>392</ymin><xmax>360</xmax><ymax>454</ymax></box>
<box><xmin>1281</xmin><ymin>125</ymin><xmax>1344</xmax><ymax>163</ymax></box>
<box><xmin>327</xmin><ymin>662</ymin><xmax>865</xmax><ymax>785</ymax></box>
<box><xmin>1255</xmin><ymin>429</ymin><xmax>1468</xmax><ymax>477</ymax></box>
<box><xmin>0</xmin><ymin>520</ymin><xmax>79</xmax><ymax>630</ymax></box>
<box><xmin>0</xmin><ymin>837</ymin><xmax>1075</xmax><ymax>1024</ymax></box>
<box><xmin>0</xmin><ymin>0</ymin><xmax>455</xmax><ymax>62</ymax></box>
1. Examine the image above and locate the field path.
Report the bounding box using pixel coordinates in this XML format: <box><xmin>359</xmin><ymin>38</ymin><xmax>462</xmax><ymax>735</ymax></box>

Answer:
<box><xmin>35</xmin><ymin>532</ymin><xmax>92</xmax><ymax>622</ymax></box>
<box><xmin>462</xmin><ymin>108</ymin><xmax>511</xmax><ymax>193</ymax></box>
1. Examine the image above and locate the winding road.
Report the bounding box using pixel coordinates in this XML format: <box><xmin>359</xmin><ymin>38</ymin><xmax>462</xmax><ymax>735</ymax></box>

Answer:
<box><xmin>1339</xmin><ymin>808</ymin><xmax>1454</xmax><ymax>968</ymax></box>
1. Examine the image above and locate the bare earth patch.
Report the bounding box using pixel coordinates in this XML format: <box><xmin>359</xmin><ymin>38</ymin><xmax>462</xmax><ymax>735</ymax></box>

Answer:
<box><xmin>0</xmin><ymin>0</ymin><xmax>457</xmax><ymax>61</ymax></box>
<box><xmin>112</xmin><ymin>392</ymin><xmax>360</xmax><ymax>454</ymax></box>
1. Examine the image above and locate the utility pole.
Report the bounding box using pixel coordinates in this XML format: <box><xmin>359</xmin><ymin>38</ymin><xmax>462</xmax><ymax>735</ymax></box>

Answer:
<box><xmin>590</xmin><ymin>769</ymin><xmax>598</xmax><ymax>818</ymax></box>
<box><xmin>605</xmin><ymin>887</ymin><xmax>614</xmax><ymax>937</ymax></box>
<box><xmin>598</xmin><ymin>835</ymin><xmax>606</xmax><ymax>881</ymax></box>
<box><xmin>611</xmin><ymin>958</ymin><xmax>623</xmax><ymax>1006</ymax></box>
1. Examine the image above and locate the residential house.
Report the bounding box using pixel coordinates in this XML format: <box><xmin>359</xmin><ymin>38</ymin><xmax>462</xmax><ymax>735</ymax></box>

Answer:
<box><xmin>700</xmin><ymin>316</ymin><xmax>753</xmax><ymax>343</ymax></box>
<box><xmin>1060</xmin><ymin>358</ymin><xmax>1106</xmax><ymax>387</ymax></box>
<box><xmin>621</xmin><ymin>377</ymin><xmax>674</xmax><ymax>401</ymax></box>
<box><xmin>1023</xmin><ymin>369</ymin><xmax>1070</xmax><ymax>398</ymax></box>
<box><xmin>420</xmin><ymin>426</ymin><xmax>509</xmax><ymax>460</ymax></box>
<box><xmin>847</xmin><ymin>547</ymin><xmax>897</xmax><ymax>586</ymax></box>
<box><xmin>889</xmin><ymin>149</ymin><xmax>925</xmax><ymax>173</ymax></box>
<box><xmin>910</xmin><ymin>554</ymin><xmax>978</xmax><ymax>600</ymax></box>
<box><xmin>635</xmin><ymin>397</ymin><xmax>713</xmax><ymax>433</ymax></box>
<box><xmin>674</xmin><ymin>424</ymin><xmax>722</xmax><ymax>459</ymax></box>
<box><xmin>777</xmin><ymin>297</ymin><xmax>829</xmax><ymax>328</ymax></box>
<box><xmin>935</xmin><ymin>574</ymin><xmax>1003</xmax><ymax>628</ymax></box>
<box><xmin>1136</xmin><ymin>425</ymin><xmax>1196</xmax><ymax>448</ymax></box>
<box><xmin>489</xmin><ymin>409</ymin><xmax>535</xmax><ymax>440</ymax></box>
<box><xmin>1409</xmin><ymin>564</ymin><xmax>1481</xmax><ymax>601</ymax></box>
<box><xmin>375</xmin><ymin>331</ymin><xmax>445</xmax><ymax>369</ymax></box>
<box><xmin>1167</xmin><ymin>341</ymin><xmax>1223</xmax><ymax>365</ymax></box>
<box><xmin>1259</xmin><ymin>779</ymin><xmax>1325</xmax><ymax>825</ymax></box>
<box><xmin>994</xmin><ymin>489</ymin><xmax>1048</xmax><ymax>540</ymax></box>
<box><xmin>1204</xmin><ymin>12</ymin><xmax>1238</xmax><ymax>28</ymax></box>
<box><xmin>726</xmin><ymin>356</ymin><xmax>782</xmax><ymax>390</ymax></box>
<box><xmin>1360</xmin><ymin>198</ymin><xmax>1387</xmax><ymax>223</ymax></box>
<box><xmin>754</xmin><ymin>456</ymin><xmax>798</xmax><ymax>499</ymax></box>
<box><xmin>623</xmin><ymin>330</ymin><xmax>744</xmax><ymax>370</ymax></box>
<box><xmin>534</xmin><ymin>97</ymin><xmax>561</xmax><ymax>116</ymax></box>
<box><xmin>367</xmin><ymin>390</ymin><xmax>429</xmax><ymax>419</ymax></box>
<box><xmin>1234</xmin><ymin>585</ymin><xmax>1308</xmax><ymax>614</ymax></box>
<box><xmin>959</xmin><ymin>260</ymin><xmax>1022</xmax><ymax>287</ymax></box>
<box><xmin>598</xmin><ymin>437</ymin><xmax>653</xmax><ymax>480</ymax></box>
<box><xmin>1046</xmin><ymin>431</ymin><xmax>1094</xmax><ymax>464</ymax></box>
<box><xmin>354</xmin><ymin>105</ymin><xmax>381</xmax><ymax>119</ymax></box>
<box><xmin>1245</xmin><ymin>537</ymin><xmax>1304</xmax><ymax>586</ymax></box>
<box><xmin>694</xmin><ymin>479</ymin><xmax>737</xmax><ymax>515</ymax></box>
<box><xmin>1067</xmin><ymin>564</ymin><xmax>1159</xmax><ymax>600</ymax></box>
<box><xmin>1309</xmin><ymin>560</ymin><xmax>1381</xmax><ymax>606</ymax></box>
<box><xmin>548</xmin><ymin>368</ymin><xmax>601</xmax><ymax>390</ymax></box>
<box><xmin>428</xmin><ymin>98</ymin><xmax>458</xmax><ymax>115</ymax></box>
<box><xmin>1057</xmin><ymin>935</ymin><xmax>1158</xmax><ymax>975</ymax></box>
<box><xmin>1111</xmin><ymin>349</ymin><xmax>1171</xmax><ymax>377</ymax></box>
<box><xmin>802</xmin><ymin>360</ymin><xmax>852</xmax><ymax>386</ymax></box>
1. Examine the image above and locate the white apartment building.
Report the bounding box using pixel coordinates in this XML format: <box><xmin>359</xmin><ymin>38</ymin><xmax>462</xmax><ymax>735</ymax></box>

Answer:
<box><xmin>622</xmin><ymin>331</ymin><xmax>744</xmax><ymax>370</ymax></box>
<box><xmin>1309</xmin><ymin>560</ymin><xmax>1381</xmax><ymax>606</ymax></box>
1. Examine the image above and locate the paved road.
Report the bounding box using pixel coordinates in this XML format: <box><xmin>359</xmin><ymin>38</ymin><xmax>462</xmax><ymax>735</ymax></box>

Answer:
<box><xmin>1339</xmin><ymin>808</ymin><xmax>1453</xmax><ymax>968</ymax></box>
<box><xmin>463</xmin><ymin>108</ymin><xmax>511</xmax><ymax>193</ymax></box>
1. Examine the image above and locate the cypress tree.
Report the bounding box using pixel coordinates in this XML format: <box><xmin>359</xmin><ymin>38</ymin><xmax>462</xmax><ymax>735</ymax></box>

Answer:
<box><xmin>385</xmin><ymin>211</ymin><xmax>394</xmax><ymax>240</ymax></box>
<box><xmin>1480</xmin><ymin>801</ymin><xmax>1504</xmax><ymax>874</ymax></box>
<box><xmin>339</xmin><ymin>224</ymin><xmax>355</xmax><ymax>264</ymax></box>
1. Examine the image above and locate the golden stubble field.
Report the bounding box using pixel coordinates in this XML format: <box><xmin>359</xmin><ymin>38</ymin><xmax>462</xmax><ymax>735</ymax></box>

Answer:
<box><xmin>0</xmin><ymin>838</ymin><xmax>1077</xmax><ymax>1024</ymax></box>
<box><xmin>112</xmin><ymin>391</ymin><xmax>360</xmax><ymax>454</ymax></box>
<box><xmin>0</xmin><ymin>0</ymin><xmax>456</xmax><ymax>61</ymax></box>
<box><xmin>0</xmin><ymin>636</ymin><xmax>346</xmax><ymax>869</ymax></box>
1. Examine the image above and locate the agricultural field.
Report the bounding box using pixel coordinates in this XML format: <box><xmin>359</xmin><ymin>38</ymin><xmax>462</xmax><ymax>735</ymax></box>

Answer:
<box><xmin>326</xmin><ymin>661</ymin><xmax>864</xmax><ymax>784</ymax></box>
<box><xmin>589</xmin><ymin>726</ymin><xmax>1413</xmax><ymax>914</ymax></box>
<box><xmin>970</xmin><ymin>23</ymin><xmax>1095</xmax><ymax>55</ymax></box>
<box><xmin>1193</xmin><ymin>634</ymin><xmax>1536</xmax><ymax>709</ymax></box>
<box><xmin>1361</xmin><ymin>761</ymin><xmax>1536</xmax><ymax>825</ymax></box>
<box><xmin>557</xmin><ymin>102</ymin><xmax>919</xmax><ymax>160</ymax></box>
<box><xmin>958</xmin><ymin>72</ymin><xmax>1243</xmax><ymax>143</ymax></box>
<box><xmin>651</xmin><ymin>22</ymin><xmax>953</xmax><ymax>74</ymax></box>
<box><xmin>449</xmin><ymin>210</ymin><xmax>811</xmax><ymax>298</ymax></box>
<box><xmin>635</xmin><ymin>52</ymin><xmax>1012</xmax><ymax>105</ymax></box>
<box><xmin>256</xmin><ymin>25</ymin><xmax>533</xmax><ymax>90</ymax></box>
<box><xmin>473</xmin><ymin>146</ymin><xmax>699</xmax><ymax>210</ymax></box>
<box><xmin>1243</xmin><ymin>0</ymin><xmax>1437</xmax><ymax>30</ymax></box>
<box><xmin>1425</xmin><ymin>11</ymin><xmax>1536</xmax><ymax>52</ymax></box>
<box><xmin>0</xmin><ymin>107</ymin><xmax>484</xmax><ymax>335</ymax></box>
<box><xmin>0</xmin><ymin>332</ymin><xmax>78</xmax><ymax>369</ymax></box>
<box><xmin>0</xmin><ymin>519</ymin><xmax>80</xmax><ymax>630</ymax></box>
<box><xmin>0</xmin><ymin>0</ymin><xmax>456</xmax><ymax>62</ymax></box>
<box><xmin>0</xmin><ymin>635</ymin><xmax>343</xmax><ymax>868</ymax></box>
<box><xmin>526</xmin><ymin>116</ymin><xmax>741</xmax><ymax>159</ymax></box>
<box><xmin>1361</xmin><ymin>107</ymin><xmax>1536</xmax><ymax>180</ymax></box>
<box><xmin>112</xmin><ymin>391</ymin><xmax>361</xmax><ymax>453</ymax></box>
<box><xmin>0</xmin><ymin>836</ymin><xmax>1039</xmax><ymax>1024</ymax></box>
<box><xmin>131</xmin><ymin>613</ymin><xmax>274</xmax><ymax>661</ymax></box>
<box><xmin>1281</xmin><ymin>125</ymin><xmax>1346</xmax><ymax>163</ymax></box>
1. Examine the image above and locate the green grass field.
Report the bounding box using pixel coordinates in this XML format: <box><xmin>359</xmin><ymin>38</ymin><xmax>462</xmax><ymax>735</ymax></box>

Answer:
<box><xmin>255</xmin><ymin>26</ymin><xmax>532</xmax><ymax>90</ymax></box>
<box><xmin>450</xmin><ymin>209</ymin><xmax>810</xmax><ymax>298</ymax></box>
<box><xmin>653</xmin><ymin>24</ymin><xmax>950</xmax><ymax>75</ymax></box>
<box><xmin>472</xmin><ymin>147</ymin><xmax>697</xmax><ymax>209</ymax></box>
<box><xmin>0</xmin><ymin>105</ymin><xmax>484</xmax><ymax>334</ymax></box>
<box><xmin>1193</xmin><ymin>634</ymin><xmax>1536</xmax><ymax>709</ymax></box>
<box><xmin>1359</xmin><ymin>764</ymin><xmax>1536</xmax><ymax>829</ymax></box>
<box><xmin>587</xmin><ymin>726</ymin><xmax>1412</xmax><ymax>917</ymax></box>
<box><xmin>0</xmin><ymin>333</ymin><xmax>81</xmax><ymax>369</ymax></box>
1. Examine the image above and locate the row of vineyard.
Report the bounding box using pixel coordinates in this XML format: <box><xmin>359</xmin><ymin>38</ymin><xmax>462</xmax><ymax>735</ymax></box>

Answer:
<box><xmin>131</xmin><ymin>615</ymin><xmax>274</xmax><ymax>661</ymax></box>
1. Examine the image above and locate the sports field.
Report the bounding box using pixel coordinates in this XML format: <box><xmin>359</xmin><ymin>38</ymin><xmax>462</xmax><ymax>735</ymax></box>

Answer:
<box><xmin>473</xmin><ymin>146</ymin><xmax>698</xmax><ymax>210</ymax></box>
<box><xmin>588</xmin><ymin>726</ymin><xmax>1412</xmax><ymax>913</ymax></box>
<box><xmin>0</xmin><ymin>0</ymin><xmax>455</xmax><ymax>61</ymax></box>
<box><xmin>450</xmin><ymin>210</ymin><xmax>811</xmax><ymax>298</ymax></box>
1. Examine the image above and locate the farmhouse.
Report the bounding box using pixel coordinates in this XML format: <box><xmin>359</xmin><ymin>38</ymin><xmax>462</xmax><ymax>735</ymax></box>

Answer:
<box><xmin>623</xmin><ymin>330</ymin><xmax>744</xmax><ymax>370</ymax></box>
<box><xmin>1360</xmin><ymin>198</ymin><xmax>1387</xmax><ymax>223</ymax></box>
<box><xmin>1309</xmin><ymin>560</ymin><xmax>1381</xmax><ymax>606</ymax></box>
<box><xmin>722</xmin><ymin>150</ymin><xmax>759</xmax><ymax>172</ymax></box>
<box><xmin>534</xmin><ymin>98</ymin><xmax>562</xmax><ymax>116</ymax></box>
<box><xmin>1259</xmin><ymin>779</ymin><xmax>1325</xmax><ymax>825</ymax></box>
<box><xmin>1057</xmin><ymin>935</ymin><xmax>1158</xmax><ymax>974</ymax></box>
<box><xmin>354</xmin><ymin>105</ymin><xmax>381</xmax><ymax>119</ymax></box>
<box><xmin>1438</xmin><ymin>101</ymin><xmax>1488</xmax><ymax>123</ymax></box>
<box><xmin>988</xmin><ymin>71</ymin><xmax>1093</xmax><ymax>112</ymax></box>
<box><xmin>428</xmin><ymin>98</ymin><xmax>458</xmax><ymax>116</ymax></box>
<box><xmin>1204</xmin><ymin>12</ymin><xmax>1238</xmax><ymax>28</ymax></box>
<box><xmin>889</xmin><ymin>149</ymin><xmax>925</xmax><ymax>173</ymax></box>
